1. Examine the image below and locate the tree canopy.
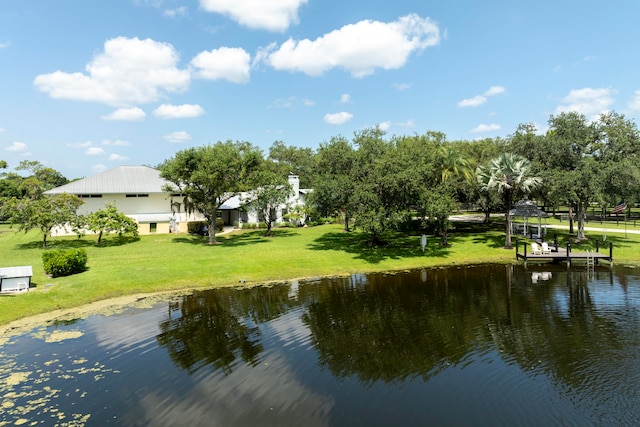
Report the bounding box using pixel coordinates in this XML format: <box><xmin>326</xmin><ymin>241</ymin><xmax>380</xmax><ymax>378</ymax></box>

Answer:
<box><xmin>83</xmin><ymin>203</ymin><xmax>139</xmax><ymax>244</ymax></box>
<box><xmin>476</xmin><ymin>153</ymin><xmax>541</xmax><ymax>248</ymax></box>
<box><xmin>2</xmin><ymin>193</ymin><xmax>83</xmax><ymax>247</ymax></box>
<box><xmin>159</xmin><ymin>141</ymin><xmax>263</xmax><ymax>244</ymax></box>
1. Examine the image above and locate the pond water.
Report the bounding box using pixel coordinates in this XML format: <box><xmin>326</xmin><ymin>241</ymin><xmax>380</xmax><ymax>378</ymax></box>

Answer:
<box><xmin>2</xmin><ymin>264</ymin><xmax>640</xmax><ymax>426</ymax></box>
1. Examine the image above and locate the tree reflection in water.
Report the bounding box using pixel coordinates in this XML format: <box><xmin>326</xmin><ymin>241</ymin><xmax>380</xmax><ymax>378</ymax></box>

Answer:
<box><xmin>153</xmin><ymin>265</ymin><xmax>640</xmax><ymax>423</ymax></box>
<box><xmin>156</xmin><ymin>284</ymin><xmax>295</xmax><ymax>374</ymax></box>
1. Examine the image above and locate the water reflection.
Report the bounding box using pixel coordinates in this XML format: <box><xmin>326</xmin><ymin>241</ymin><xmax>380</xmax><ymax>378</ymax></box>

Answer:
<box><xmin>2</xmin><ymin>265</ymin><xmax>640</xmax><ymax>425</ymax></box>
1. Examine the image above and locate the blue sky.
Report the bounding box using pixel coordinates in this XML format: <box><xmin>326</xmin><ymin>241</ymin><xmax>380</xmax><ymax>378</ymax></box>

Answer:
<box><xmin>2</xmin><ymin>1</ymin><xmax>640</xmax><ymax>179</ymax></box>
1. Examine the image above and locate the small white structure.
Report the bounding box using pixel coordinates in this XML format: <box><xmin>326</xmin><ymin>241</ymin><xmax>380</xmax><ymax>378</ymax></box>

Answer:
<box><xmin>0</xmin><ymin>266</ymin><xmax>32</xmax><ymax>292</ymax></box>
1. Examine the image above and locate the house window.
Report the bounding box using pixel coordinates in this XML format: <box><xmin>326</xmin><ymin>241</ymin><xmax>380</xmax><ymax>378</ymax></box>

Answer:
<box><xmin>149</xmin><ymin>223</ymin><xmax>157</xmax><ymax>233</ymax></box>
<box><xmin>79</xmin><ymin>194</ymin><xmax>103</xmax><ymax>198</ymax></box>
<box><xmin>126</xmin><ymin>194</ymin><xmax>149</xmax><ymax>198</ymax></box>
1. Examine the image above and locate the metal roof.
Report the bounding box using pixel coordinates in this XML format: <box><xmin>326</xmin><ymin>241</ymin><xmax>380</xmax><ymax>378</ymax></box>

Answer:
<box><xmin>219</xmin><ymin>195</ymin><xmax>241</xmax><ymax>210</ymax></box>
<box><xmin>44</xmin><ymin>166</ymin><xmax>171</xmax><ymax>195</ymax></box>
<box><xmin>0</xmin><ymin>266</ymin><xmax>33</xmax><ymax>278</ymax></box>
<box><xmin>509</xmin><ymin>199</ymin><xmax>550</xmax><ymax>217</ymax></box>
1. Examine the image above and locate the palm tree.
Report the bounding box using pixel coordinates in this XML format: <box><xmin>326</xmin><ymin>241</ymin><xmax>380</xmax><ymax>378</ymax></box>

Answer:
<box><xmin>439</xmin><ymin>145</ymin><xmax>473</xmax><ymax>183</ymax></box>
<box><xmin>476</xmin><ymin>153</ymin><xmax>542</xmax><ymax>248</ymax></box>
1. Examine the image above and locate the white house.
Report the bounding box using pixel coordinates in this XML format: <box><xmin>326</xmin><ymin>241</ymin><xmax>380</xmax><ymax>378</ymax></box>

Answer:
<box><xmin>44</xmin><ymin>166</ymin><xmax>311</xmax><ymax>235</ymax></box>
<box><xmin>222</xmin><ymin>174</ymin><xmax>312</xmax><ymax>226</ymax></box>
<box><xmin>44</xmin><ymin>166</ymin><xmax>197</xmax><ymax>235</ymax></box>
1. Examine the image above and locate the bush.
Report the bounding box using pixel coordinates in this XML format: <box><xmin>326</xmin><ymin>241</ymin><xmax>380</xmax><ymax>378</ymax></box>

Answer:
<box><xmin>216</xmin><ymin>218</ymin><xmax>224</xmax><ymax>232</ymax></box>
<box><xmin>42</xmin><ymin>249</ymin><xmax>88</xmax><ymax>278</ymax></box>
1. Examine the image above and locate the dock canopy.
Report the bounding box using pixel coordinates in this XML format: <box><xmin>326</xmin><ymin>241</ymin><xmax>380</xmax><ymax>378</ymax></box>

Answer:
<box><xmin>509</xmin><ymin>199</ymin><xmax>550</xmax><ymax>239</ymax></box>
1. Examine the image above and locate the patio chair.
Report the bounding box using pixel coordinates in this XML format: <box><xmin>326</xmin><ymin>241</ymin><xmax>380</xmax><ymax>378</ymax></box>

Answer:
<box><xmin>541</xmin><ymin>242</ymin><xmax>552</xmax><ymax>254</ymax></box>
<box><xmin>531</xmin><ymin>242</ymin><xmax>542</xmax><ymax>255</ymax></box>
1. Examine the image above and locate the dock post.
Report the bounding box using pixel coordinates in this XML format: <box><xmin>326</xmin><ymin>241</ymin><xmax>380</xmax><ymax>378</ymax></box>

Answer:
<box><xmin>609</xmin><ymin>242</ymin><xmax>613</xmax><ymax>262</ymax></box>
<box><xmin>596</xmin><ymin>240</ymin><xmax>599</xmax><ymax>253</ymax></box>
<box><xmin>566</xmin><ymin>242</ymin><xmax>571</xmax><ymax>268</ymax></box>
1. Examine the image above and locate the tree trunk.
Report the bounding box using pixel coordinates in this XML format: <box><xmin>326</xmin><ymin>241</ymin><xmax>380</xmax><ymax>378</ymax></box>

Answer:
<box><xmin>484</xmin><ymin>209</ymin><xmax>491</xmax><ymax>224</ymax></box>
<box><xmin>98</xmin><ymin>230</ymin><xmax>103</xmax><ymax>244</ymax></box>
<box><xmin>576</xmin><ymin>203</ymin><xmax>587</xmax><ymax>240</ymax></box>
<box><xmin>504</xmin><ymin>190</ymin><xmax>513</xmax><ymax>249</ymax></box>
<box><xmin>568</xmin><ymin>206</ymin><xmax>574</xmax><ymax>235</ymax></box>
<box><xmin>505</xmin><ymin>209</ymin><xmax>513</xmax><ymax>249</ymax></box>
<box><xmin>208</xmin><ymin>219</ymin><xmax>217</xmax><ymax>244</ymax></box>
<box><xmin>344</xmin><ymin>212</ymin><xmax>350</xmax><ymax>232</ymax></box>
<box><xmin>42</xmin><ymin>233</ymin><xmax>47</xmax><ymax>248</ymax></box>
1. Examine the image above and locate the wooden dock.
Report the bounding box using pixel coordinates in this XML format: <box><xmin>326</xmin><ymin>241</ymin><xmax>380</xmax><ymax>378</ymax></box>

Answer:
<box><xmin>515</xmin><ymin>240</ymin><xmax>613</xmax><ymax>267</ymax></box>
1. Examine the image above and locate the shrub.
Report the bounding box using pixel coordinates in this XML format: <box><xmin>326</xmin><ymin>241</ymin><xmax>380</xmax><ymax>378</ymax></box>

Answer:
<box><xmin>42</xmin><ymin>249</ymin><xmax>88</xmax><ymax>277</ymax></box>
<box><xmin>216</xmin><ymin>218</ymin><xmax>224</xmax><ymax>232</ymax></box>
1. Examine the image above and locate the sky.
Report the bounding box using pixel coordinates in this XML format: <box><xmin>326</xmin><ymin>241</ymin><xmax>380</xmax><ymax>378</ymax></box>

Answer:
<box><xmin>2</xmin><ymin>1</ymin><xmax>640</xmax><ymax>179</ymax></box>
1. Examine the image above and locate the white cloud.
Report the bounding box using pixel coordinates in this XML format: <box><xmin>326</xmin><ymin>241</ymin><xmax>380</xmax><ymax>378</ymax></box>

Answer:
<box><xmin>470</xmin><ymin>123</ymin><xmax>501</xmax><ymax>133</ymax></box>
<box><xmin>91</xmin><ymin>164</ymin><xmax>107</xmax><ymax>173</ymax></box>
<box><xmin>555</xmin><ymin>87</ymin><xmax>615</xmax><ymax>118</ymax></box>
<box><xmin>484</xmin><ymin>86</ymin><xmax>505</xmax><ymax>96</ymax></box>
<box><xmin>398</xmin><ymin>119</ymin><xmax>415</xmax><ymax>127</ymax></box>
<box><xmin>259</xmin><ymin>14</ymin><xmax>440</xmax><ymax>77</ymax></box>
<box><xmin>457</xmin><ymin>95</ymin><xmax>486</xmax><ymax>107</ymax></box>
<box><xmin>0</xmin><ymin>41</ymin><xmax>10</xmax><ymax>49</ymax></box>
<box><xmin>164</xmin><ymin>6</ymin><xmax>187</xmax><ymax>18</ymax></box>
<box><xmin>108</xmin><ymin>153</ymin><xmax>129</xmax><ymax>162</ymax></box>
<box><xmin>5</xmin><ymin>141</ymin><xmax>30</xmax><ymax>154</ymax></box>
<box><xmin>324</xmin><ymin>112</ymin><xmax>353</xmax><ymax>125</ymax></box>
<box><xmin>303</xmin><ymin>99</ymin><xmax>315</xmax><ymax>107</ymax></box>
<box><xmin>340</xmin><ymin>94</ymin><xmax>351</xmax><ymax>103</ymax></box>
<box><xmin>392</xmin><ymin>82</ymin><xmax>411</xmax><ymax>91</ymax></box>
<box><xmin>199</xmin><ymin>0</ymin><xmax>308</xmax><ymax>32</ymax></box>
<box><xmin>164</xmin><ymin>131</ymin><xmax>192</xmax><ymax>143</ymax></box>
<box><xmin>458</xmin><ymin>85</ymin><xmax>505</xmax><ymax>107</ymax></box>
<box><xmin>190</xmin><ymin>47</ymin><xmax>251</xmax><ymax>83</ymax></box>
<box><xmin>34</xmin><ymin>37</ymin><xmax>191</xmax><ymax>106</ymax></box>
<box><xmin>629</xmin><ymin>90</ymin><xmax>640</xmax><ymax>112</ymax></box>
<box><xmin>102</xmin><ymin>139</ymin><xmax>131</xmax><ymax>146</ymax></box>
<box><xmin>271</xmin><ymin>97</ymin><xmax>296</xmax><ymax>109</ymax></box>
<box><xmin>68</xmin><ymin>141</ymin><xmax>94</xmax><ymax>148</ymax></box>
<box><xmin>0</xmin><ymin>128</ymin><xmax>5</xmax><ymax>133</ymax></box>
<box><xmin>377</xmin><ymin>121</ymin><xmax>391</xmax><ymax>131</ymax></box>
<box><xmin>153</xmin><ymin>104</ymin><xmax>205</xmax><ymax>119</ymax></box>
<box><xmin>102</xmin><ymin>107</ymin><xmax>146</xmax><ymax>121</ymax></box>
<box><xmin>85</xmin><ymin>147</ymin><xmax>105</xmax><ymax>156</ymax></box>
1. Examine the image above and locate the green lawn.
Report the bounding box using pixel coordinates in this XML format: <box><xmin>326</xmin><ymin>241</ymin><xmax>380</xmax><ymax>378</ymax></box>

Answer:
<box><xmin>1</xmin><ymin>221</ymin><xmax>639</xmax><ymax>326</ymax></box>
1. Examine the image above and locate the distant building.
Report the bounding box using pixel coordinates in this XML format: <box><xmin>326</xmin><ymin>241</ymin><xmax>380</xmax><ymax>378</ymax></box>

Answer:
<box><xmin>44</xmin><ymin>166</ymin><xmax>311</xmax><ymax>235</ymax></box>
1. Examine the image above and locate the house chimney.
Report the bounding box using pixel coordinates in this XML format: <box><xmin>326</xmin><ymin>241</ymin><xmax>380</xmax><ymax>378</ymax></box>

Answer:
<box><xmin>288</xmin><ymin>174</ymin><xmax>299</xmax><ymax>200</ymax></box>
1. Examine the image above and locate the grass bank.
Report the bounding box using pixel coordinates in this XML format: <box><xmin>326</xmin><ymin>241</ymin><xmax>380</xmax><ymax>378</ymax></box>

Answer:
<box><xmin>1</xmin><ymin>221</ymin><xmax>639</xmax><ymax>326</ymax></box>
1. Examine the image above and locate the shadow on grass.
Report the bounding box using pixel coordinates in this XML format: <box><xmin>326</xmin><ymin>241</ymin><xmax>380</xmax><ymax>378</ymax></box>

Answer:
<box><xmin>17</xmin><ymin>236</ymin><xmax>140</xmax><ymax>250</ymax></box>
<box><xmin>308</xmin><ymin>230</ymin><xmax>453</xmax><ymax>264</ymax></box>
<box><xmin>171</xmin><ymin>229</ymin><xmax>298</xmax><ymax>247</ymax></box>
<box><xmin>471</xmin><ymin>233</ymin><xmax>508</xmax><ymax>249</ymax></box>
